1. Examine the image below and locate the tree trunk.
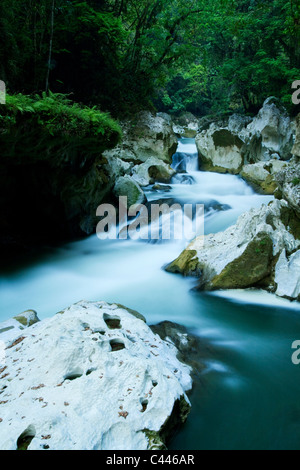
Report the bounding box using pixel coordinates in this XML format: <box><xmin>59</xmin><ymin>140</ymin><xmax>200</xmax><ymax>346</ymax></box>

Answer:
<box><xmin>45</xmin><ymin>0</ymin><xmax>55</xmax><ymax>93</ymax></box>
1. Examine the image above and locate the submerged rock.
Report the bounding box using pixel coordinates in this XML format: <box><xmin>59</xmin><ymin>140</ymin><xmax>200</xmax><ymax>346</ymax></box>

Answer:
<box><xmin>152</xmin><ymin>184</ymin><xmax>172</xmax><ymax>192</ymax></box>
<box><xmin>150</xmin><ymin>321</ymin><xmax>210</xmax><ymax>379</ymax></box>
<box><xmin>0</xmin><ymin>301</ymin><xmax>192</xmax><ymax>450</ymax></box>
<box><xmin>166</xmin><ymin>200</ymin><xmax>300</xmax><ymax>300</ymax></box>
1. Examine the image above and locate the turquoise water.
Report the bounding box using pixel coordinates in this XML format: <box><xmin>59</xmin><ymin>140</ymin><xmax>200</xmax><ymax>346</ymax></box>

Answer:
<box><xmin>170</xmin><ymin>291</ymin><xmax>300</xmax><ymax>450</ymax></box>
<box><xmin>0</xmin><ymin>138</ymin><xmax>299</xmax><ymax>450</ymax></box>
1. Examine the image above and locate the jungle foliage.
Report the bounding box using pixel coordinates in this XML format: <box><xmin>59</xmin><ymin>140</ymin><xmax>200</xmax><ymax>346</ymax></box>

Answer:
<box><xmin>0</xmin><ymin>0</ymin><xmax>299</xmax><ymax>116</ymax></box>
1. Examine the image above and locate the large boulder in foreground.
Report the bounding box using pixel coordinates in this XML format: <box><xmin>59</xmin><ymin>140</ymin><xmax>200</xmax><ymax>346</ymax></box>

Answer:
<box><xmin>166</xmin><ymin>200</ymin><xmax>300</xmax><ymax>300</ymax></box>
<box><xmin>0</xmin><ymin>301</ymin><xmax>192</xmax><ymax>450</ymax></box>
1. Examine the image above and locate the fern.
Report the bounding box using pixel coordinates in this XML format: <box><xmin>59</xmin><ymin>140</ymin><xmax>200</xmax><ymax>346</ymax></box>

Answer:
<box><xmin>0</xmin><ymin>92</ymin><xmax>122</xmax><ymax>161</ymax></box>
<box><xmin>0</xmin><ymin>92</ymin><xmax>122</xmax><ymax>142</ymax></box>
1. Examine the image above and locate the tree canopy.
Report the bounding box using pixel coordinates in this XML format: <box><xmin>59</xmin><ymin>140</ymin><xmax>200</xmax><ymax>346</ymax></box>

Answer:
<box><xmin>0</xmin><ymin>0</ymin><xmax>299</xmax><ymax>116</ymax></box>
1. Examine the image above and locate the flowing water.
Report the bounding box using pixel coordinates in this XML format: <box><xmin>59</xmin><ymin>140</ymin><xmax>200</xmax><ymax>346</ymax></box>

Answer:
<box><xmin>1</xmin><ymin>138</ymin><xmax>300</xmax><ymax>450</ymax></box>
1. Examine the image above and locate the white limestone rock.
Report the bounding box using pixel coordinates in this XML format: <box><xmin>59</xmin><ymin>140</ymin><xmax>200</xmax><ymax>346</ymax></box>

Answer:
<box><xmin>195</xmin><ymin>98</ymin><xmax>295</xmax><ymax>174</ymax></box>
<box><xmin>195</xmin><ymin>124</ymin><xmax>244</xmax><ymax>174</ymax></box>
<box><xmin>240</xmin><ymin>159</ymin><xmax>287</xmax><ymax>194</ymax></box>
<box><xmin>103</xmin><ymin>155</ymin><xmax>133</xmax><ymax>181</ymax></box>
<box><xmin>243</xmin><ymin>97</ymin><xmax>295</xmax><ymax>162</ymax></box>
<box><xmin>131</xmin><ymin>157</ymin><xmax>176</xmax><ymax>187</ymax></box>
<box><xmin>0</xmin><ymin>301</ymin><xmax>192</xmax><ymax>451</ymax></box>
<box><xmin>228</xmin><ymin>114</ymin><xmax>253</xmax><ymax>133</ymax></box>
<box><xmin>274</xmin><ymin>158</ymin><xmax>300</xmax><ymax>217</ymax></box>
<box><xmin>275</xmin><ymin>250</ymin><xmax>300</xmax><ymax>300</ymax></box>
<box><xmin>0</xmin><ymin>310</ymin><xmax>40</xmax><ymax>344</ymax></box>
<box><xmin>166</xmin><ymin>200</ymin><xmax>300</xmax><ymax>300</ymax></box>
<box><xmin>103</xmin><ymin>112</ymin><xmax>178</xmax><ymax>165</ymax></box>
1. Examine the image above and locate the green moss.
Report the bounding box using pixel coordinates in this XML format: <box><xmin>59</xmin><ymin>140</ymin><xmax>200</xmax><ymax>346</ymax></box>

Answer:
<box><xmin>143</xmin><ymin>395</ymin><xmax>191</xmax><ymax>450</ymax></box>
<box><xmin>0</xmin><ymin>326</ymin><xmax>14</xmax><ymax>334</ymax></box>
<box><xmin>13</xmin><ymin>315</ymin><xmax>28</xmax><ymax>326</ymax></box>
<box><xmin>165</xmin><ymin>250</ymin><xmax>200</xmax><ymax>276</ymax></box>
<box><xmin>0</xmin><ymin>92</ymin><xmax>122</xmax><ymax>164</ymax></box>
<box><xmin>292</xmin><ymin>177</ymin><xmax>300</xmax><ymax>187</ymax></box>
<box><xmin>2</xmin><ymin>92</ymin><xmax>121</xmax><ymax>139</ymax></box>
<box><xmin>143</xmin><ymin>430</ymin><xmax>167</xmax><ymax>450</ymax></box>
<box><xmin>280</xmin><ymin>206</ymin><xmax>300</xmax><ymax>241</ymax></box>
<box><xmin>240</xmin><ymin>169</ymin><xmax>278</xmax><ymax>196</ymax></box>
<box><xmin>212</xmin><ymin>129</ymin><xmax>243</xmax><ymax>149</ymax></box>
<box><xmin>17</xmin><ymin>436</ymin><xmax>34</xmax><ymax>451</ymax></box>
<box><xmin>210</xmin><ymin>232</ymin><xmax>273</xmax><ymax>289</ymax></box>
<box><xmin>261</xmin><ymin>174</ymin><xmax>278</xmax><ymax>195</ymax></box>
<box><xmin>14</xmin><ymin>311</ymin><xmax>39</xmax><ymax>327</ymax></box>
<box><xmin>182</xmin><ymin>128</ymin><xmax>197</xmax><ymax>138</ymax></box>
<box><xmin>16</xmin><ymin>425</ymin><xmax>36</xmax><ymax>450</ymax></box>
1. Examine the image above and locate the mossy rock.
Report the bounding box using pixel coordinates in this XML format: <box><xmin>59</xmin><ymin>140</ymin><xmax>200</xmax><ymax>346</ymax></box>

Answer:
<box><xmin>209</xmin><ymin>232</ymin><xmax>274</xmax><ymax>289</ymax></box>
<box><xmin>182</xmin><ymin>128</ymin><xmax>197</xmax><ymax>138</ymax></box>
<box><xmin>143</xmin><ymin>395</ymin><xmax>191</xmax><ymax>450</ymax></box>
<box><xmin>280</xmin><ymin>206</ymin><xmax>300</xmax><ymax>241</ymax></box>
<box><xmin>113</xmin><ymin>176</ymin><xmax>145</xmax><ymax>208</ymax></box>
<box><xmin>13</xmin><ymin>310</ymin><xmax>39</xmax><ymax>327</ymax></box>
<box><xmin>165</xmin><ymin>249</ymin><xmax>200</xmax><ymax>276</ymax></box>
<box><xmin>148</xmin><ymin>164</ymin><xmax>174</xmax><ymax>184</ymax></box>
<box><xmin>0</xmin><ymin>326</ymin><xmax>14</xmax><ymax>334</ymax></box>
<box><xmin>143</xmin><ymin>430</ymin><xmax>167</xmax><ymax>450</ymax></box>
<box><xmin>212</xmin><ymin>129</ymin><xmax>243</xmax><ymax>149</ymax></box>
<box><xmin>261</xmin><ymin>174</ymin><xmax>278</xmax><ymax>195</ymax></box>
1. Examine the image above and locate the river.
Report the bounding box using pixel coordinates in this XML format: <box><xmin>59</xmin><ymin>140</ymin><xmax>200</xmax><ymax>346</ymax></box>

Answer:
<box><xmin>1</xmin><ymin>138</ymin><xmax>300</xmax><ymax>450</ymax></box>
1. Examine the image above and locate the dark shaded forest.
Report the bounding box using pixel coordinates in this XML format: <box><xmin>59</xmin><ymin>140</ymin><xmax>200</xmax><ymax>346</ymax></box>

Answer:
<box><xmin>0</xmin><ymin>0</ymin><xmax>299</xmax><ymax>117</ymax></box>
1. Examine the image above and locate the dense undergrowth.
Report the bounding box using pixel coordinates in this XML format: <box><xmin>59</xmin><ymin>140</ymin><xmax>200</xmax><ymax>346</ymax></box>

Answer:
<box><xmin>0</xmin><ymin>92</ymin><xmax>122</xmax><ymax>163</ymax></box>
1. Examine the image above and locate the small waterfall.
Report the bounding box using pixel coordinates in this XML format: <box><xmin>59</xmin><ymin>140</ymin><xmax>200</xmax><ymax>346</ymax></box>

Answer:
<box><xmin>171</xmin><ymin>138</ymin><xmax>199</xmax><ymax>174</ymax></box>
